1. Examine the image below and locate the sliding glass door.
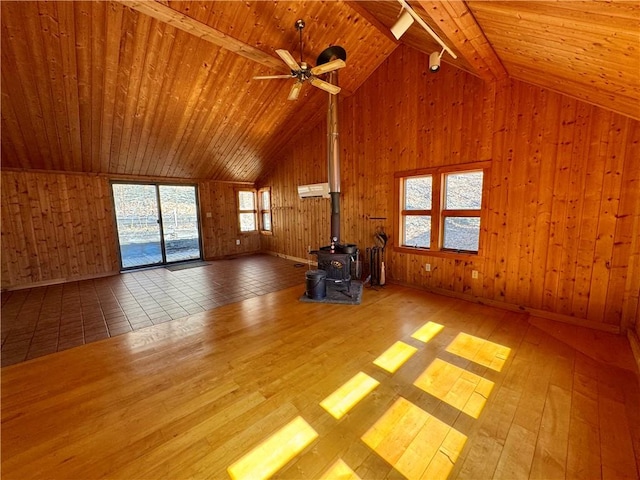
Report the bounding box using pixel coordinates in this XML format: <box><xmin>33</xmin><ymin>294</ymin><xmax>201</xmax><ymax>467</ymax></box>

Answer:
<box><xmin>158</xmin><ymin>185</ymin><xmax>201</xmax><ymax>263</ymax></box>
<box><xmin>112</xmin><ymin>183</ymin><xmax>202</xmax><ymax>269</ymax></box>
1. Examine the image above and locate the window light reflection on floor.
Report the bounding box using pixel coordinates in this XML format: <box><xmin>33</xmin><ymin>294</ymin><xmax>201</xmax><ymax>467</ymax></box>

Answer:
<box><xmin>318</xmin><ymin>459</ymin><xmax>361</xmax><ymax>480</ymax></box>
<box><xmin>320</xmin><ymin>372</ymin><xmax>380</xmax><ymax>419</ymax></box>
<box><xmin>445</xmin><ymin>332</ymin><xmax>511</xmax><ymax>372</ymax></box>
<box><xmin>227</xmin><ymin>416</ymin><xmax>318</xmax><ymax>480</ymax></box>
<box><xmin>413</xmin><ymin>358</ymin><xmax>494</xmax><ymax>419</ymax></box>
<box><xmin>373</xmin><ymin>341</ymin><xmax>418</xmax><ymax>373</ymax></box>
<box><xmin>362</xmin><ymin>396</ymin><xmax>467</xmax><ymax>480</ymax></box>
<box><xmin>411</xmin><ymin>321</ymin><xmax>444</xmax><ymax>343</ymax></box>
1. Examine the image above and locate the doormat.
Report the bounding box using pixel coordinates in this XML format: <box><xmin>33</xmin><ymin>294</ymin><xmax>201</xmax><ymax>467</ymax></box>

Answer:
<box><xmin>165</xmin><ymin>261</ymin><xmax>210</xmax><ymax>272</ymax></box>
<box><xmin>299</xmin><ymin>281</ymin><xmax>363</xmax><ymax>305</ymax></box>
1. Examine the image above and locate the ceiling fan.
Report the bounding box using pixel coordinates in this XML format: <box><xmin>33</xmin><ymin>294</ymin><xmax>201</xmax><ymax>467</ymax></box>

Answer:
<box><xmin>253</xmin><ymin>19</ymin><xmax>347</xmax><ymax>101</ymax></box>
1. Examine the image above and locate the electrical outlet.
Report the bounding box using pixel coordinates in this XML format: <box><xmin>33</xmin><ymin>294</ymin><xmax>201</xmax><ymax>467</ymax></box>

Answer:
<box><xmin>425</xmin><ymin>263</ymin><xmax>431</xmax><ymax>272</ymax></box>
<box><xmin>236</xmin><ymin>239</ymin><xmax>240</xmax><ymax>246</ymax></box>
<box><xmin>472</xmin><ymin>270</ymin><xmax>479</xmax><ymax>279</ymax></box>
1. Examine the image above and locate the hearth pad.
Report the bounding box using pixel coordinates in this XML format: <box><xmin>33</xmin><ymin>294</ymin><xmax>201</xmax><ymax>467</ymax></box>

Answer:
<box><xmin>299</xmin><ymin>281</ymin><xmax>363</xmax><ymax>305</ymax></box>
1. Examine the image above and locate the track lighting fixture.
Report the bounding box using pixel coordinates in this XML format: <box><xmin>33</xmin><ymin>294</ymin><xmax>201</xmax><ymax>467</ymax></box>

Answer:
<box><xmin>390</xmin><ymin>8</ymin><xmax>414</xmax><ymax>40</ymax></box>
<box><xmin>392</xmin><ymin>0</ymin><xmax>457</xmax><ymax>61</ymax></box>
<box><xmin>429</xmin><ymin>50</ymin><xmax>443</xmax><ymax>73</ymax></box>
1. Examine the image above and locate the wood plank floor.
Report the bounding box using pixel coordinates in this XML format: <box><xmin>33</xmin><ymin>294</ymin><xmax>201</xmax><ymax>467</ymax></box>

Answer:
<box><xmin>2</xmin><ymin>283</ymin><xmax>639</xmax><ymax>479</ymax></box>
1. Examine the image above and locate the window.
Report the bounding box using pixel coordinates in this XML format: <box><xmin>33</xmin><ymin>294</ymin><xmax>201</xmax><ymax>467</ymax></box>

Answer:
<box><xmin>402</xmin><ymin>175</ymin><xmax>432</xmax><ymax>248</ymax></box>
<box><xmin>397</xmin><ymin>163</ymin><xmax>488</xmax><ymax>254</ymax></box>
<box><xmin>237</xmin><ymin>190</ymin><xmax>257</xmax><ymax>232</ymax></box>
<box><xmin>258</xmin><ymin>188</ymin><xmax>272</xmax><ymax>234</ymax></box>
<box><xmin>442</xmin><ymin>171</ymin><xmax>483</xmax><ymax>251</ymax></box>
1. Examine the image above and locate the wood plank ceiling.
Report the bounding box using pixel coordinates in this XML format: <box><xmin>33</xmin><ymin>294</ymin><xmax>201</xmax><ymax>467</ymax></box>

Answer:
<box><xmin>1</xmin><ymin>1</ymin><xmax>638</xmax><ymax>183</ymax></box>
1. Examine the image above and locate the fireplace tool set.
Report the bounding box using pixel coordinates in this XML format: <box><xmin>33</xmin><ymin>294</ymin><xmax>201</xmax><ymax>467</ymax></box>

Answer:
<box><xmin>365</xmin><ymin>227</ymin><xmax>388</xmax><ymax>287</ymax></box>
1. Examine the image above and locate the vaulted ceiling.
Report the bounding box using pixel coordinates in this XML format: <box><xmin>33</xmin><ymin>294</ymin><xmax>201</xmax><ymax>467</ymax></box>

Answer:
<box><xmin>2</xmin><ymin>1</ymin><xmax>638</xmax><ymax>183</ymax></box>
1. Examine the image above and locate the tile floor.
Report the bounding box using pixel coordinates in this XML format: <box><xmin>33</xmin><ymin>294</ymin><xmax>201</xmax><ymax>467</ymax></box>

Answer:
<box><xmin>1</xmin><ymin>254</ymin><xmax>308</xmax><ymax>367</ymax></box>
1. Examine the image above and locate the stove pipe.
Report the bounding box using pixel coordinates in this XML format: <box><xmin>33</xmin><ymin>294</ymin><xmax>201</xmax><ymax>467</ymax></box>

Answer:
<box><xmin>327</xmin><ymin>70</ymin><xmax>340</xmax><ymax>245</ymax></box>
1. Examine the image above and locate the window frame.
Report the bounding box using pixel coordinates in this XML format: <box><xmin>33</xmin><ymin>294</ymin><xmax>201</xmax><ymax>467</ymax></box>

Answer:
<box><xmin>394</xmin><ymin>161</ymin><xmax>490</xmax><ymax>258</ymax></box>
<box><xmin>236</xmin><ymin>188</ymin><xmax>258</xmax><ymax>234</ymax></box>
<box><xmin>258</xmin><ymin>187</ymin><xmax>273</xmax><ymax>235</ymax></box>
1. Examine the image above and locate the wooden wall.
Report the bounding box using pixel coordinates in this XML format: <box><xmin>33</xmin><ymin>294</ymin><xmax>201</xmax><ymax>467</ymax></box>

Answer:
<box><xmin>259</xmin><ymin>45</ymin><xmax>640</xmax><ymax>333</ymax></box>
<box><xmin>1</xmin><ymin>171</ymin><xmax>120</xmax><ymax>289</ymax></box>
<box><xmin>0</xmin><ymin>170</ymin><xmax>260</xmax><ymax>289</ymax></box>
<box><xmin>198</xmin><ymin>181</ymin><xmax>261</xmax><ymax>259</ymax></box>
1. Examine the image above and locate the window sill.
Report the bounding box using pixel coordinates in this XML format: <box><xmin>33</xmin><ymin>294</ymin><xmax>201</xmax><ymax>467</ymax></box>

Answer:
<box><xmin>394</xmin><ymin>246</ymin><xmax>480</xmax><ymax>260</ymax></box>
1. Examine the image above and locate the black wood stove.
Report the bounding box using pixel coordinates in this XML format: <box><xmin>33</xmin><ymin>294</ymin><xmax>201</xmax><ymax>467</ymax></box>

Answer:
<box><xmin>314</xmin><ymin>244</ymin><xmax>356</xmax><ymax>292</ymax></box>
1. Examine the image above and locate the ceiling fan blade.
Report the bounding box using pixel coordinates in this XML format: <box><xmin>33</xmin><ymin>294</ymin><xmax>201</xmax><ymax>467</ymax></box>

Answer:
<box><xmin>288</xmin><ymin>81</ymin><xmax>303</xmax><ymax>101</ymax></box>
<box><xmin>276</xmin><ymin>49</ymin><xmax>301</xmax><ymax>72</ymax></box>
<box><xmin>253</xmin><ymin>75</ymin><xmax>294</xmax><ymax>80</ymax></box>
<box><xmin>309</xmin><ymin>77</ymin><xmax>341</xmax><ymax>95</ymax></box>
<box><xmin>309</xmin><ymin>59</ymin><xmax>346</xmax><ymax>76</ymax></box>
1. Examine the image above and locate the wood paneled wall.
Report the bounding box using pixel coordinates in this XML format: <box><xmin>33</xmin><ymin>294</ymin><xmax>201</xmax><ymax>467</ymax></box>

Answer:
<box><xmin>1</xmin><ymin>171</ymin><xmax>120</xmax><ymax>289</ymax></box>
<box><xmin>198</xmin><ymin>181</ymin><xmax>261</xmax><ymax>259</ymax></box>
<box><xmin>259</xmin><ymin>45</ymin><xmax>640</xmax><ymax>332</ymax></box>
<box><xmin>483</xmin><ymin>82</ymin><xmax>640</xmax><ymax>332</ymax></box>
<box><xmin>0</xmin><ymin>170</ymin><xmax>260</xmax><ymax>289</ymax></box>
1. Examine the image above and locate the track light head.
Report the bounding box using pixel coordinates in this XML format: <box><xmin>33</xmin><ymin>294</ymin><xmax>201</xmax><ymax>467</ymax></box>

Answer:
<box><xmin>429</xmin><ymin>51</ymin><xmax>442</xmax><ymax>73</ymax></box>
<box><xmin>390</xmin><ymin>8</ymin><xmax>414</xmax><ymax>40</ymax></box>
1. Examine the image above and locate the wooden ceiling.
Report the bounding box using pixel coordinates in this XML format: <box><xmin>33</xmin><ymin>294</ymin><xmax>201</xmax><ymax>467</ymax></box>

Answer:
<box><xmin>1</xmin><ymin>1</ymin><xmax>638</xmax><ymax>183</ymax></box>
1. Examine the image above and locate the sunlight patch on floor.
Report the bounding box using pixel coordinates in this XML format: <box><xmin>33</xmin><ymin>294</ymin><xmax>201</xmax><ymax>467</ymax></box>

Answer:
<box><xmin>373</xmin><ymin>341</ymin><xmax>418</xmax><ymax>373</ymax></box>
<box><xmin>318</xmin><ymin>459</ymin><xmax>361</xmax><ymax>480</ymax></box>
<box><xmin>320</xmin><ymin>372</ymin><xmax>380</xmax><ymax>419</ymax></box>
<box><xmin>227</xmin><ymin>416</ymin><xmax>318</xmax><ymax>480</ymax></box>
<box><xmin>411</xmin><ymin>321</ymin><xmax>444</xmax><ymax>343</ymax></box>
<box><xmin>361</xmin><ymin>396</ymin><xmax>467</xmax><ymax>480</ymax></box>
<box><xmin>445</xmin><ymin>332</ymin><xmax>511</xmax><ymax>372</ymax></box>
<box><xmin>413</xmin><ymin>358</ymin><xmax>494</xmax><ymax>418</ymax></box>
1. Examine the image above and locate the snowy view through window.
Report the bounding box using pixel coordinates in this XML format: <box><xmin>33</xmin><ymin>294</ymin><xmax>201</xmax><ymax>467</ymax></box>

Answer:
<box><xmin>403</xmin><ymin>171</ymin><xmax>483</xmax><ymax>251</ymax></box>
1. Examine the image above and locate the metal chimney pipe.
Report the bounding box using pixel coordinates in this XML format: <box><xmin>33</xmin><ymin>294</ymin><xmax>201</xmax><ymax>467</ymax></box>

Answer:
<box><xmin>326</xmin><ymin>69</ymin><xmax>341</xmax><ymax>245</ymax></box>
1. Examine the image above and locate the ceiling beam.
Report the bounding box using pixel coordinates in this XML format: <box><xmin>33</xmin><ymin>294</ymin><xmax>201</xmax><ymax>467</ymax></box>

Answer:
<box><xmin>417</xmin><ymin>0</ymin><xmax>508</xmax><ymax>84</ymax></box>
<box><xmin>118</xmin><ymin>0</ymin><xmax>290</xmax><ymax>74</ymax></box>
<box><xmin>344</xmin><ymin>1</ymin><xmax>401</xmax><ymax>44</ymax></box>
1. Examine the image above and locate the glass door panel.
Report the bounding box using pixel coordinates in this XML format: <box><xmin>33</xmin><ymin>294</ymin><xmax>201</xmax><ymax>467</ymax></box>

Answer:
<box><xmin>158</xmin><ymin>185</ymin><xmax>202</xmax><ymax>263</ymax></box>
<box><xmin>112</xmin><ymin>184</ymin><xmax>163</xmax><ymax>268</ymax></box>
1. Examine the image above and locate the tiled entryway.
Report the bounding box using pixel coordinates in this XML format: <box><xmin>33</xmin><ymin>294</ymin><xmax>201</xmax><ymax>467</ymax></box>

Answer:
<box><xmin>1</xmin><ymin>254</ymin><xmax>307</xmax><ymax>367</ymax></box>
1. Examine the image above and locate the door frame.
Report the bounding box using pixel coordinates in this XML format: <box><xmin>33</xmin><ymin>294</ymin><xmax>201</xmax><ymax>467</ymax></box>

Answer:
<box><xmin>110</xmin><ymin>180</ymin><xmax>204</xmax><ymax>270</ymax></box>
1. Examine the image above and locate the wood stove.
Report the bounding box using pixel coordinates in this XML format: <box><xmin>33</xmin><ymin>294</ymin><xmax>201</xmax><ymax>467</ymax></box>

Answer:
<box><xmin>315</xmin><ymin>246</ymin><xmax>353</xmax><ymax>291</ymax></box>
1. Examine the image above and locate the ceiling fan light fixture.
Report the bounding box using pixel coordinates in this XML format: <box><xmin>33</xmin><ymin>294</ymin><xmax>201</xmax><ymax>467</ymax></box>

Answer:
<box><xmin>390</xmin><ymin>8</ymin><xmax>414</xmax><ymax>40</ymax></box>
<box><xmin>429</xmin><ymin>50</ymin><xmax>443</xmax><ymax>73</ymax></box>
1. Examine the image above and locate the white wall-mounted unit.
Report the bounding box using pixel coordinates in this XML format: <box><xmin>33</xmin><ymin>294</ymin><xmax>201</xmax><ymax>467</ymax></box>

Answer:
<box><xmin>298</xmin><ymin>183</ymin><xmax>330</xmax><ymax>199</ymax></box>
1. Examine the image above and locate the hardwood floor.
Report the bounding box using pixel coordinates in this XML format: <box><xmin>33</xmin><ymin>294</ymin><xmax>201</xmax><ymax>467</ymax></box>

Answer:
<box><xmin>2</xmin><ymin>283</ymin><xmax>639</xmax><ymax>479</ymax></box>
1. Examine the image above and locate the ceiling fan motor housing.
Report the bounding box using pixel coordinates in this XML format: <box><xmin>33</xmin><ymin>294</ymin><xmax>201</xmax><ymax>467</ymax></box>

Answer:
<box><xmin>296</xmin><ymin>63</ymin><xmax>311</xmax><ymax>81</ymax></box>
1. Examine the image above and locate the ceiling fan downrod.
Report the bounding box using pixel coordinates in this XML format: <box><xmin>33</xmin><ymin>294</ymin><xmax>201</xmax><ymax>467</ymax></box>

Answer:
<box><xmin>295</xmin><ymin>19</ymin><xmax>306</xmax><ymax>65</ymax></box>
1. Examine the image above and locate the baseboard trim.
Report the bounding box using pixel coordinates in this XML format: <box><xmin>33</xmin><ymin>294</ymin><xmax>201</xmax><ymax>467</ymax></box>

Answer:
<box><xmin>204</xmin><ymin>250</ymin><xmax>261</xmax><ymax>262</ymax></box>
<box><xmin>389</xmin><ymin>280</ymin><xmax>621</xmax><ymax>334</ymax></box>
<box><xmin>3</xmin><ymin>270</ymin><xmax>120</xmax><ymax>292</ymax></box>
